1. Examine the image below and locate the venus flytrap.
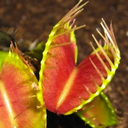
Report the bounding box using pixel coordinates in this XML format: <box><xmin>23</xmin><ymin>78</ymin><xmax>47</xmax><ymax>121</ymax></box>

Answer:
<box><xmin>0</xmin><ymin>0</ymin><xmax>121</xmax><ymax>128</ymax></box>
<box><xmin>0</xmin><ymin>44</ymin><xmax>46</xmax><ymax>128</ymax></box>
<box><xmin>38</xmin><ymin>0</ymin><xmax>120</xmax><ymax>127</ymax></box>
<box><xmin>39</xmin><ymin>0</ymin><xmax>120</xmax><ymax>113</ymax></box>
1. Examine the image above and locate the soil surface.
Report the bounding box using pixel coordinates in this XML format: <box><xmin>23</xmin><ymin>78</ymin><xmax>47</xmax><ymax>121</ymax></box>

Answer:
<box><xmin>0</xmin><ymin>0</ymin><xmax>128</xmax><ymax>128</ymax></box>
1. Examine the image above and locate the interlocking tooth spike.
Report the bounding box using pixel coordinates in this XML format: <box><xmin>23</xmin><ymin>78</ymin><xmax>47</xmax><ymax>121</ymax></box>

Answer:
<box><xmin>90</xmin><ymin>18</ymin><xmax>120</xmax><ymax>89</ymax></box>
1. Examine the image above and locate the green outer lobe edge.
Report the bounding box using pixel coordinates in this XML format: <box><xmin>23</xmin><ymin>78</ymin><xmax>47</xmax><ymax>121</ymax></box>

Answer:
<box><xmin>37</xmin><ymin>23</ymin><xmax>62</xmax><ymax>105</ymax></box>
<box><xmin>8</xmin><ymin>51</ymin><xmax>35</xmax><ymax>75</ymax></box>
<box><xmin>71</xmin><ymin>30</ymin><xmax>78</xmax><ymax>63</ymax></box>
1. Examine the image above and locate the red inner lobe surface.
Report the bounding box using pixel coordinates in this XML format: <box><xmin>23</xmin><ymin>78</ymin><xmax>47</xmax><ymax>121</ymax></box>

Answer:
<box><xmin>43</xmin><ymin>34</ymin><xmax>76</xmax><ymax>113</ymax></box>
<box><xmin>0</xmin><ymin>81</ymin><xmax>13</xmax><ymax>127</ymax></box>
<box><xmin>43</xmin><ymin>33</ymin><xmax>112</xmax><ymax>114</ymax></box>
<box><xmin>0</xmin><ymin>62</ymin><xmax>25</xmax><ymax>105</ymax></box>
<box><xmin>56</xmin><ymin>52</ymin><xmax>111</xmax><ymax>114</ymax></box>
<box><xmin>77</xmin><ymin>53</ymin><xmax>108</xmax><ymax>90</ymax></box>
<box><xmin>1</xmin><ymin>62</ymin><xmax>32</xmax><ymax>105</ymax></box>
<box><xmin>0</xmin><ymin>62</ymin><xmax>36</xmax><ymax>126</ymax></box>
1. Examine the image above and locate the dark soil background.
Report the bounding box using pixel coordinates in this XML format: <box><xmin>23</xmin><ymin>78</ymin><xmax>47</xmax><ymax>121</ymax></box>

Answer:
<box><xmin>0</xmin><ymin>0</ymin><xmax>128</xmax><ymax>128</ymax></box>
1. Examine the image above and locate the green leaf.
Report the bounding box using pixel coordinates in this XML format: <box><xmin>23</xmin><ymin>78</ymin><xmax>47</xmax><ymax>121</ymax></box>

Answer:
<box><xmin>26</xmin><ymin>42</ymin><xmax>45</xmax><ymax>62</ymax></box>
<box><xmin>76</xmin><ymin>92</ymin><xmax>117</xmax><ymax>128</ymax></box>
<box><xmin>0</xmin><ymin>51</ymin><xmax>8</xmax><ymax>70</ymax></box>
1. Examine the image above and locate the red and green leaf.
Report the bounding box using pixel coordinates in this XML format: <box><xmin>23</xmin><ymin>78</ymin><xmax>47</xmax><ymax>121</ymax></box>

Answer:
<box><xmin>0</xmin><ymin>45</ymin><xmax>46</xmax><ymax>128</ymax></box>
<box><xmin>76</xmin><ymin>92</ymin><xmax>117</xmax><ymax>128</ymax></box>
<box><xmin>38</xmin><ymin>1</ymin><xmax>120</xmax><ymax>115</ymax></box>
<box><xmin>37</xmin><ymin>0</ymin><xmax>86</xmax><ymax>110</ymax></box>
